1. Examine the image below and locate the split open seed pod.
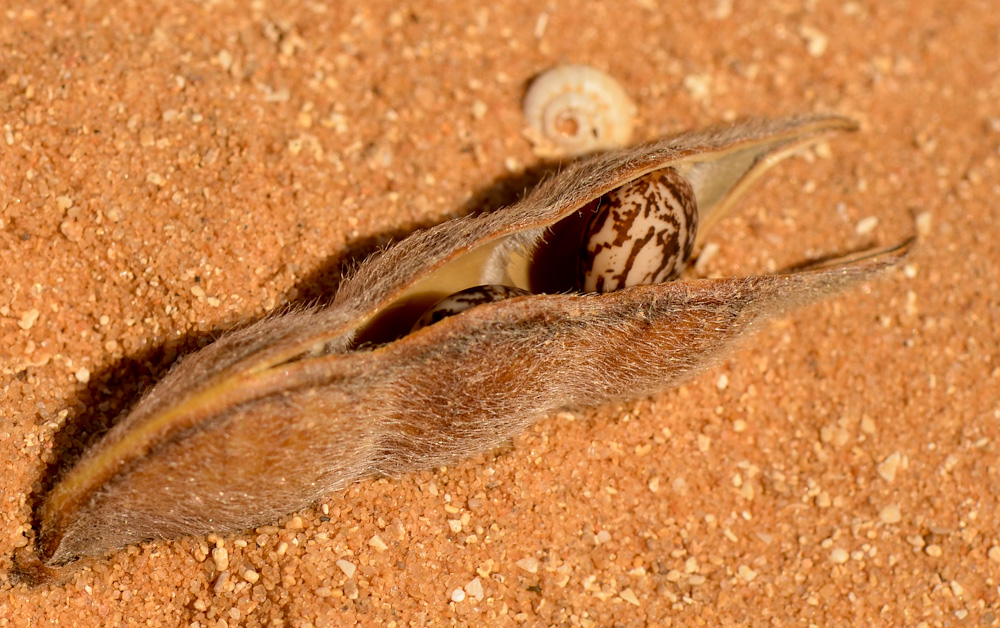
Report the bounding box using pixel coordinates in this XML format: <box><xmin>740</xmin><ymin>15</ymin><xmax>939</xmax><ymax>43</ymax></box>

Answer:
<box><xmin>24</xmin><ymin>115</ymin><xmax>910</xmax><ymax>579</ymax></box>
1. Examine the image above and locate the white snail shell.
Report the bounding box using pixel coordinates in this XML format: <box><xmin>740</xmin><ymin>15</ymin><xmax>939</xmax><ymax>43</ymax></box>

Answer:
<box><xmin>578</xmin><ymin>168</ymin><xmax>699</xmax><ymax>293</ymax></box>
<box><xmin>523</xmin><ymin>64</ymin><xmax>637</xmax><ymax>158</ymax></box>
<box><xmin>413</xmin><ymin>285</ymin><xmax>532</xmax><ymax>331</ymax></box>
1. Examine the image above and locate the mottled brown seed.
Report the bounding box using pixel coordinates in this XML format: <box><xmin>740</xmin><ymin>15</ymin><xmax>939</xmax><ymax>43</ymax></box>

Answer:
<box><xmin>578</xmin><ymin>168</ymin><xmax>698</xmax><ymax>293</ymax></box>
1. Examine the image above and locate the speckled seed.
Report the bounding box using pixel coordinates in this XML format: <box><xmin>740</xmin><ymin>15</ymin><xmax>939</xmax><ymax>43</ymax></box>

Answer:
<box><xmin>412</xmin><ymin>285</ymin><xmax>532</xmax><ymax>331</ymax></box>
<box><xmin>523</xmin><ymin>64</ymin><xmax>636</xmax><ymax>157</ymax></box>
<box><xmin>578</xmin><ymin>168</ymin><xmax>698</xmax><ymax>293</ymax></box>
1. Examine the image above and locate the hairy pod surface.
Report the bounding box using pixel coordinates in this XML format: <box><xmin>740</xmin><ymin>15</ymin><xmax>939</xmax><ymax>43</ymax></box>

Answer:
<box><xmin>25</xmin><ymin>116</ymin><xmax>911</xmax><ymax>577</ymax></box>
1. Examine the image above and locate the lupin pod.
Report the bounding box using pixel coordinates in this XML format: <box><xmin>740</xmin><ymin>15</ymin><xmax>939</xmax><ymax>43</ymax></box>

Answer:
<box><xmin>21</xmin><ymin>115</ymin><xmax>910</xmax><ymax>580</ymax></box>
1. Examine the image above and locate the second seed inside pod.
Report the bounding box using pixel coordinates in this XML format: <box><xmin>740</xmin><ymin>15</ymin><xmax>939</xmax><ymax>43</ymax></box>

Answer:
<box><xmin>411</xmin><ymin>285</ymin><xmax>532</xmax><ymax>332</ymax></box>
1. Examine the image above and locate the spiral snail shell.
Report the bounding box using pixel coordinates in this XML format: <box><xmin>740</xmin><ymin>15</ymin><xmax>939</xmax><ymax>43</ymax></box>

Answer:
<box><xmin>523</xmin><ymin>64</ymin><xmax>637</xmax><ymax>158</ymax></box>
<box><xmin>26</xmin><ymin>115</ymin><xmax>911</xmax><ymax>576</ymax></box>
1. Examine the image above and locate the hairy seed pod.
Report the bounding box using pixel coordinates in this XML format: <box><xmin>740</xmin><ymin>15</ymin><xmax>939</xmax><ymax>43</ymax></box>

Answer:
<box><xmin>19</xmin><ymin>115</ymin><xmax>911</xmax><ymax>582</ymax></box>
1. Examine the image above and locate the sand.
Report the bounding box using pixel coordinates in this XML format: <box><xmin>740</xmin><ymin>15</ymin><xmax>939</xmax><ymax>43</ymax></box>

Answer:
<box><xmin>2</xmin><ymin>0</ymin><xmax>999</xmax><ymax>625</ymax></box>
